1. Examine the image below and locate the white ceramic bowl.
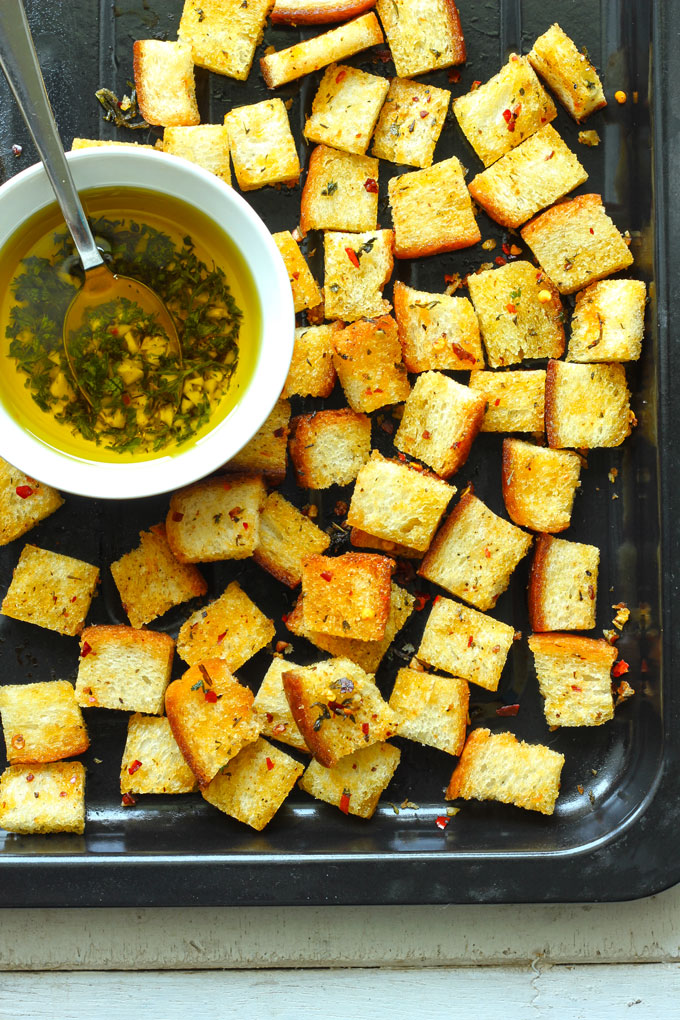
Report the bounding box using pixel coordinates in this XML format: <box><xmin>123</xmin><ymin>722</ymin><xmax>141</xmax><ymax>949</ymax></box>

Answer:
<box><xmin>0</xmin><ymin>148</ymin><xmax>294</xmax><ymax>499</ymax></box>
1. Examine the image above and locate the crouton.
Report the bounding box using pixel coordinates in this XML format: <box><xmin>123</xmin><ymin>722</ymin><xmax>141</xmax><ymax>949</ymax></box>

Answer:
<box><xmin>301</xmin><ymin>145</ymin><xmax>379</xmax><ymax>235</ymax></box>
<box><xmin>162</xmin><ymin>125</ymin><xmax>231</xmax><ymax>184</ymax></box>
<box><xmin>375</xmin><ymin>0</ymin><xmax>465</xmax><ymax>78</ymax></box>
<box><xmin>529</xmin><ymin>534</ymin><xmax>599</xmax><ymax>632</ymax></box>
<box><xmin>75</xmin><ymin>625</ymin><xmax>175</xmax><ymax>715</ymax></box>
<box><xmin>331</xmin><ymin>315</ymin><xmax>410</xmax><ymax>413</ymax></box>
<box><xmin>133</xmin><ymin>40</ymin><xmax>199</xmax><ymax>127</ymax></box>
<box><xmin>289</xmin><ymin>408</ymin><xmax>371</xmax><ymax>489</ymax></box>
<box><xmin>110</xmin><ymin>524</ymin><xmax>207</xmax><ymax>629</ymax></box>
<box><xmin>0</xmin><ymin>459</ymin><xmax>63</xmax><ymax>546</ymax></box>
<box><xmin>347</xmin><ymin>451</ymin><xmax>454</xmax><ymax>551</ymax></box>
<box><xmin>349</xmin><ymin>529</ymin><xmax>421</xmax><ymax>559</ymax></box>
<box><xmin>202</xmin><ymin>737</ymin><xmax>304</xmax><ymax>829</ymax></box>
<box><xmin>177</xmin><ymin>581</ymin><xmax>275</xmax><ymax>670</ymax></box>
<box><xmin>120</xmin><ymin>714</ymin><xmax>198</xmax><ymax>794</ymax></box>
<box><xmin>271</xmin><ymin>0</ymin><xmax>377</xmax><ymax>23</ymax></box>
<box><xmin>567</xmin><ymin>280</ymin><xmax>647</xmax><ymax>363</ymax></box>
<box><xmin>417</xmin><ymin>596</ymin><xmax>514</xmax><ymax>691</ymax></box>
<box><xmin>301</xmin><ymin>551</ymin><xmax>394</xmax><ymax>640</ymax></box>
<box><xmin>304</xmin><ymin>63</ymin><xmax>389</xmax><ymax>155</ymax></box>
<box><xmin>502</xmin><ymin>438</ymin><xmax>582</xmax><ymax>533</ymax></box>
<box><xmin>388</xmin><ymin>157</ymin><xmax>480</xmax><ymax>259</ymax></box>
<box><xmin>393</xmin><ymin>282</ymin><xmax>483</xmax><ymax>372</ymax></box>
<box><xmin>165</xmin><ymin>660</ymin><xmax>260</xmax><ymax>786</ymax></box>
<box><xmin>253</xmin><ymin>658</ymin><xmax>309</xmax><ymax>751</ymax></box>
<box><xmin>528</xmin><ymin>633</ymin><xmax>616</xmax><ymax>726</ymax></box>
<box><xmin>282</xmin><ymin>324</ymin><xmax>340</xmax><ymax>399</ymax></box>
<box><xmin>394</xmin><ymin>372</ymin><xmax>485</xmax><ymax>479</ymax></box>
<box><xmin>165</xmin><ymin>475</ymin><xmax>266</xmax><ymax>562</ymax></box>
<box><xmin>469</xmin><ymin>370</ymin><xmax>546</xmax><ymax>433</ymax></box>
<box><xmin>324</xmin><ymin>229</ymin><xmax>394</xmax><ymax>321</ymax></box>
<box><xmin>528</xmin><ymin>23</ymin><xmax>606</xmax><ymax>123</ymax></box>
<box><xmin>453</xmin><ymin>53</ymin><xmax>557</xmax><ymax>168</ymax></box>
<box><xmin>178</xmin><ymin>0</ymin><xmax>273</xmax><ymax>81</ymax></box>
<box><xmin>419</xmin><ymin>490</ymin><xmax>533</xmax><ymax>611</ymax></box>
<box><xmin>1</xmin><ymin>545</ymin><xmax>98</xmax><ymax>637</ymax></box>
<box><xmin>372</xmin><ymin>78</ymin><xmax>450</xmax><ymax>169</ymax></box>
<box><xmin>388</xmin><ymin>667</ymin><xmax>468</xmax><ymax>755</ymax></box>
<box><xmin>520</xmin><ymin>194</ymin><xmax>634</xmax><ymax>294</ymax></box>
<box><xmin>545</xmin><ymin>360</ymin><xmax>634</xmax><ymax>449</ymax></box>
<box><xmin>299</xmin><ymin>741</ymin><xmax>400</xmax><ymax>818</ymax></box>
<box><xmin>254</xmin><ymin>492</ymin><xmax>331</xmax><ymax>588</ymax></box>
<box><xmin>225</xmin><ymin>400</ymin><xmax>291</xmax><ymax>484</ymax></box>
<box><xmin>467</xmin><ymin>262</ymin><xmax>565</xmax><ymax>368</ymax></box>
<box><xmin>70</xmin><ymin>139</ymin><xmax>155</xmax><ymax>150</ymax></box>
<box><xmin>0</xmin><ymin>762</ymin><xmax>86</xmax><ymax>834</ymax></box>
<box><xmin>0</xmin><ymin>681</ymin><xmax>88</xmax><ymax>765</ymax></box>
<box><xmin>282</xmin><ymin>657</ymin><xmax>398</xmax><ymax>766</ymax></box>
<box><xmin>272</xmin><ymin>231</ymin><xmax>322</xmax><ymax>313</ymax></box>
<box><xmin>260</xmin><ymin>12</ymin><xmax>384</xmax><ymax>88</ymax></box>
<box><xmin>446</xmin><ymin>728</ymin><xmax>564</xmax><ymax>814</ymax></box>
<box><xmin>225</xmin><ymin>99</ymin><xmax>301</xmax><ymax>190</ymax></box>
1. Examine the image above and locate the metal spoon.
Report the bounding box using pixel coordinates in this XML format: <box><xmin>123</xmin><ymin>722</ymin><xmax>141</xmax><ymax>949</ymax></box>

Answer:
<box><xmin>0</xmin><ymin>0</ymin><xmax>181</xmax><ymax>405</ymax></box>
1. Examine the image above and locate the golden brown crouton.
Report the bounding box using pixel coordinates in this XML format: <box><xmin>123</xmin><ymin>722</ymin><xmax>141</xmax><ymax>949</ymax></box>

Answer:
<box><xmin>178</xmin><ymin>0</ymin><xmax>273</xmax><ymax>81</ymax></box>
<box><xmin>349</xmin><ymin>529</ymin><xmax>421</xmax><ymax>559</ymax></box>
<box><xmin>271</xmin><ymin>0</ymin><xmax>377</xmax><ymax>22</ymax></box>
<box><xmin>388</xmin><ymin>157</ymin><xmax>480</xmax><ymax>259</ymax></box>
<box><xmin>165</xmin><ymin>475</ymin><xmax>266</xmax><ymax>563</ymax></box>
<box><xmin>528</xmin><ymin>633</ymin><xmax>616</xmax><ymax>727</ymax></box>
<box><xmin>202</xmin><ymin>737</ymin><xmax>304</xmax><ymax>830</ymax></box>
<box><xmin>528</xmin><ymin>23</ymin><xmax>606</xmax><ymax>123</ymax></box>
<box><xmin>301</xmin><ymin>551</ymin><xmax>395</xmax><ymax>641</ymax></box>
<box><xmin>501</xmin><ymin>438</ymin><xmax>582</xmax><ymax>533</ymax></box>
<box><xmin>331</xmin><ymin>315</ymin><xmax>410</xmax><ymax>413</ymax></box>
<box><xmin>300</xmin><ymin>145</ymin><xmax>379</xmax><ymax>235</ymax></box>
<box><xmin>304</xmin><ymin>63</ymin><xmax>388</xmax><ymax>155</ymax></box>
<box><xmin>133</xmin><ymin>40</ymin><xmax>199</xmax><ymax>127</ymax></box>
<box><xmin>120</xmin><ymin>714</ymin><xmax>198</xmax><ymax>795</ymax></box>
<box><xmin>393</xmin><ymin>282</ymin><xmax>483</xmax><ymax>372</ymax></box>
<box><xmin>545</xmin><ymin>360</ymin><xmax>634</xmax><ymax>449</ymax></box>
<box><xmin>75</xmin><ymin>625</ymin><xmax>175</xmax><ymax>715</ymax></box>
<box><xmin>0</xmin><ymin>762</ymin><xmax>86</xmax><ymax>834</ymax></box>
<box><xmin>253</xmin><ymin>658</ymin><xmax>309</xmax><ymax>752</ymax></box>
<box><xmin>70</xmin><ymin>138</ymin><xmax>155</xmax><ymax>150</ymax></box>
<box><xmin>162</xmin><ymin>125</ymin><xmax>232</xmax><ymax>184</ymax></box>
<box><xmin>254</xmin><ymin>491</ymin><xmax>331</xmax><ymax>588</ymax></box>
<box><xmin>177</xmin><ymin>581</ymin><xmax>275</xmax><ymax>670</ymax></box>
<box><xmin>299</xmin><ymin>741</ymin><xmax>400</xmax><ymax>818</ymax></box>
<box><xmin>225</xmin><ymin>99</ymin><xmax>301</xmax><ymax>190</ymax></box>
<box><xmin>225</xmin><ymin>399</ymin><xmax>291</xmax><ymax>484</ymax></box>
<box><xmin>282</xmin><ymin>324</ymin><xmax>340</xmax><ymax>399</ymax></box>
<box><xmin>372</xmin><ymin>78</ymin><xmax>450</xmax><ymax>169</ymax></box>
<box><xmin>469</xmin><ymin>370</ymin><xmax>546</xmax><ymax>433</ymax></box>
<box><xmin>272</xmin><ymin>231</ymin><xmax>323</xmax><ymax>313</ymax></box>
<box><xmin>288</xmin><ymin>408</ymin><xmax>372</xmax><ymax>489</ymax></box>
<box><xmin>567</xmin><ymin>280</ymin><xmax>646</xmax><ymax>362</ymax></box>
<box><xmin>375</xmin><ymin>0</ymin><xmax>465</xmax><ymax>78</ymax></box>
<box><xmin>1</xmin><ymin>545</ymin><xmax>99</xmax><ymax>637</ymax></box>
<box><xmin>0</xmin><ymin>459</ymin><xmax>63</xmax><ymax>547</ymax></box>
<box><xmin>417</xmin><ymin>596</ymin><xmax>515</xmax><ymax>692</ymax></box>
<box><xmin>260</xmin><ymin>12</ymin><xmax>384</xmax><ymax>88</ymax></box>
<box><xmin>529</xmin><ymin>534</ymin><xmax>599</xmax><ymax>632</ymax></box>
<box><xmin>388</xmin><ymin>668</ymin><xmax>468</xmax><ymax>755</ymax></box>
<box><xmin>324</xmin><ymin>229</ymin><xmax>394</xmax><ymax>321</ymax></box>
<box><xmin>0</xmin><ymin>681</ymin><xmax>88</xmax><ymax>765</ymax></box>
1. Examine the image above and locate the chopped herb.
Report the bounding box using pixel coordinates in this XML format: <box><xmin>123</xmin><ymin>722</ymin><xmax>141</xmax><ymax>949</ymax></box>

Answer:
<box><xmin>321</xmin><ymin>180</ymin><xmax>338</xmax><ymax>196</ymax></box>
<box><xmin>95</xmin><ymin>86</ymin><xmax>148</xmax><ymax>130</ymax></box>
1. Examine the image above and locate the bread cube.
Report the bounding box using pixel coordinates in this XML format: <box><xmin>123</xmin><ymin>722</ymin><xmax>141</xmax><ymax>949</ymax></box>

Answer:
<box><xmin>446</xmin><ymin>728</ymin><xmax>564</xmax><ymax>815</ymax></box>
<box><xmin>272</xmin><ymin>0</ymin><xmax>377</xmax><ymax>23</ymax></box>
<box><xmin>529</xmin><ymin>534</ymin><xmax>599</xmax><ymax>632</ymax></box>
<box><xmin>202</xmin><ymin>737</ymin><xmax>304</xmax><ymax>830</ymax></box>
<box><xmin>0</xmin><ymin>459</ymin><xmax>63</xmax><ymax>547</ymax></box>
<box><xmin>0</xmin><ymin>681</ymin><xmax>88</xmax><ymax>765</ymax></box>
<box><xmin>469</xmin><ymin>370</ymin><xmax>546</xmax><ymax>433</ymax></box>
<box><xmin>393</xmin><ymin>282</ymin><xmax>483</xmax><ymax>373</ymax></box>
<box><xmin>331</xmin><ymin>315</ymin><xmax>410</xmax><ymax>413</ymax></box>
<box><xmin>133</xmin><ymin>40</ymin><xmax>199</xmax><ymax>127</ymax></box>
<box><xmin>528</xmin><ymin>23</ymin><xmax>606</xmax><ymax>123</ymax></box>
<box><xmin>178</xmin><ymin>0</ymin><xmax>272</xmax><ymax>81</ymax></box>
<box><xmin>289</xmin><ymin>408</ymin><xmax>371</xmax><ymax>489</ymax></box>
<box><xmin>120</xmin><ymin>714</ymin><xmax>198</xmax><ymax>795</ymax></box>
<box><xmin>253</xmin><ymin>658</ymin><xmax>309</xmax><ymax>751</ymax></box>
<box><xmin>453</xmin><ymin>53</ymin><xmax>557</xmax><ymax>168</ymax></box>
<box><xmin>349</xmin><ymin>529</ymin><xmax>421</xmax><ymax>559</ymax></box>
<box><xmin>166</xmin><ymin>475</ymin><xmax>266</xmax><ymax>562</ymax></box>
<box><xmin>520</xmin><ymin>194</ymin><xmax>634</xmax><ymax>294</ymax></box>
<box><xmin>324</xmin><ymin>229</ymin><xmax>394</xmax><ymax>321</ymax></box>
<box><xmin>375</xmin><ymin>0</ymin><xmax>465</xmax><ymax>78</ymax></box>
<box><xmin>225</xmin><ymin>400</ymin><xmax>291</xmax><ymax>484</ymax></box>
<box><xmin>394</xmin><ymin>372</ymin><xmax>485</xmax><ymax>478</ymax></box>
<box><xmin>299</xmin><ymin>741</ymin><xmax>400</xmax><ymax>818</ymax></box>
<box><xmin>254</xmin><ymin>491</ymin><xmax>331</xmax><ymax>588</ymax></box>
<box><xmin>301</xmin><ymin>552</ymin><xmax>395</xmax><ymax>641</ymax></box>
<box><xmin>71</xmin><ymin>139</ymin><xmax>155</xmax><ymax>150</ymax></box>
<box><xmin>388</xmin><ymin>157</ymin><xmax>480</xmax><ymax>259</ymax></box>
<box><xmin>304</xmin><ymin>63</ymin><xmax>389</xmax><ymax>156</ymax></box>
<box><xmin>528</xmin><ymin>633</ymin><xmax>616</xmax><ymax>727</ymax></box>
<box><xmin>567</xmin><ymin>280</ymin><xmax>646</xmax><ymax>363</ymax></box>
<box><xmin>419</xmin><ymin>490</ymin><xmax>532</xmax><ymax>611</ymax></box>
<box><xmin>417</xmin><ymin>596</ymin><xmax>514</xmax><ymax>692</ymax></box>
<box><xmin>0</xmin><ymin>762</ymin><xmax>85</xmax><ymax>834</ymax></box>
<box><xmin>260</xmin><ymin>12</ymin><xmax>384</xmax><ymax>88</ymax></box>
<box><xmin>301</xmin><ymin>145</ymin><xmax>379</xmax><ymax>235</ymax></box>
<box><xmin>1</xmin><ymin>545</ymin><xmax>99</xmax><ymax>637</ymax></box>
<box><xmin>545</xmin><ymin>360</ymin><xmax>634</xmax><ymax>449</ymax></box>
<box><xmin>282</xmin><ymin>324</ymin><xmax>340</xmax><ymax>399</ymax></box>
<box><xmin>372</xmin><ymin>78</ymin><xmax>450</xmax><ymax>169</ymax></box>
<box><xmin>467</xmin><ymin>261</ymin><xmax>565</xmax><ymax>368</ymax></box>
<box><xmin>272</xmin><ymin>231</ymin><xmax>322</xmax><ymax>313</ymax></box>
<box><xmin>75</xmin><ymin>625</ymin><xmax>175</xmax><ymax>714</ymax></box>
<box><xmin>225</xmin><ymin>99</ymin><xmax>300</xmax><ymax>190</ymax></box>
<box><xmin>388</xmin><ymin>667</ymin><xmax>468</xmax><ymax>755</ymax></box>
<box><xmin>162</xmin><ymin>125</ymin><xmax>231</xmax><ymax>184</ymax></box>
<box><xmin>177</xmin><ymin>581</ymin><xmax>275</xmax><ymax>670</ymax></box>
<box><xmin>502</xmin><ymin>438</ymin><xmax>582</xmax><ymax>533</ymax></box>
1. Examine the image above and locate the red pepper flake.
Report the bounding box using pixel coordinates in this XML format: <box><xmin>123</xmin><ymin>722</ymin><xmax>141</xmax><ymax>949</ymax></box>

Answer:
<box><xmin>71</xmin><ymin>596</ymin><xmax>77</xmax><ymax>603</ymax></box>
<box><xmin>467</xmin><ymin>635</ymin><xmax>474</xmax><ymax>648</ymax></box>
<box><xmin>15</xmin><ymin>485</ymin><xmax>33</xmax><ymax>499</ymax></box>
<box><xmin>273</xmin><ymin>427</ymin><xmax>285</xmax><ymax>437</ymax></box>
<box><xmin>502</xmin><ymin>242</ymin><xmax>511</xmax><ymax>255</ymax></box>
<box><xmin>217</xmin><ymin>631</ymin><xmax>227</xmax><ymax>643</ymax></box>
<box><xmin>419</xmin><ymin>109</ymin><xmax>428</xmax><ymax>118</ymax></box>
<box><xmin>273</xmin><ymin>722</ymin><xmax>287</xmax><ymax>735</ymax></box>
<box><xmin>339</xmin><ymin>788</ymin><xmax>351</xmax><ymax>814</ymax></box>
<box><xmin>434</xmin><ymin>594</ymin><xmax>442</xmax><ymax>604</ymax></box>
<box><xmin>496</xmin><ymin>704</ymin><xmax>520</xmax><ymax>717</ymax></box>
<box><xmin>281</xmin><ymin>613</ymin><xmax>289</xmax><ymax>624</ymax></box>
<box><xmin>506</xmin><ymin>302</ymin><xmax>516</xmax><ymax>314</ymax></box>
<box><xmin>362</xmin><ymin>722</ymin><xmax>370</xmax><ymax>736</ymax></box>
<box><xmin>122</xmin><ymin>393</ymin><xmax>131</xmax><ymax>406</ymax></box>
<box><xmin>447</xmin><ymin>69</ymin><xmax>461</xmax><ymax>83</ymax></box>
<box><xmin>364</xmin><ymin>178</ymin><xmax>378</xmax><ymax>193</ymax></box>
<box><xmin>571</xmin><ymin>685</ymin><xmax>582</xmax><ymax>692</ymax></box>
<box><xmin>266</xmin><ymin>712</ymin><xmax>274</xmax><ymax>723</ymax></box>
<box><xmin>292</xmin><ymin>271</ymin><xmax>300</xmax><ymax>280</ymax></box>
<box><xmin>435</xmin><ymin>816</ymin><xmax>449</xmax><ymax>829</ymax></box>
<box><xmin>484</xmin><ymin>547</ymin><xmax>491</xmax><ymax>558</ymax></box>
<box><xmin>345</xmin><ymin>247</ymin><xmax>360</xmax><ymax>268</ymax></box>
<box><xmin>494</xmin><ymin>398</ymin><xmax>501</xmax><ymax>406</ymax></box>
<box><xmin>589</xmin><ymin>227</ymin><xmax>595</xmax><ymax>234</ymax></box>
<box><xmin>59</xmin><ymin>791</ymin><xmax>67</xmax><ymax>797</ymax></box>
<box><xmin>495</xmin><ymin>255</ymin><xmax>507</xmax><ymax>265</ymax></box>
<box><xmin>414</xmin><ymin>592</ymin><xmax>431</xmax><ymax>612</ymax></box>
<box><xmin>229</xmin><ymin>506</ymin><xmax>244</xmax><ymax>520</ymax></box>
<box><xmin>266</xmin><ymin>756</ymin><xmax>275</xmax><ymax>771</ymax></box>
<box><xmin>398</xmin><ymin>452</ymin><xmax>407</xmax><ymax>462</ymax></box>
<box><xmin>243</xmin><ymin>522</ymin><xmax>249</xmax><ymax>530</ymax></box>
<box><xmin>612</xmin><ymin>659</ymin><xmax>630</xmax><ymax>677</ymax></box>
<box><xmin>128</xmin><ymin>759</ymin><xmax>143</xmax><ymax>775</ymax></box>
<box><xmin>25</xmin><ymin>773</ymin><xmax>34</xmax><ymax>783</ymax></box>
<box><xmin>335</xmin><ymin>68</ymin><xmax>347</xmax><ymax>83</ymax></box>
<box><xmin>422</xmin><ymin>430</ymin><xmax>431</xmax><ymax>439</ymax></box>
<box><xmin>121</xmin><ymin>793</ymin><xmax>136</xmax><ymax>806</ymax></box>
<box><xmin>80</xmin><ymin>641</ymin><xmax>92</xmax><ymax>657</ymax></box>
<box><xmin>172</xmin><ymin>511</ymin><xmax>184</xmax><ymax>522</ymax></box>
<box><xmin>470</xmin><ymin>80</ymin><xmax>481</xmax><ymax>91</ymax></box>
<box><xmin>204</xmin><ymin>689</ymin><xmax>218</xmax><ymax>703</ymax></box>
<box><xmin>320</xmin><ymin>570</ymin><xmax>332</xmax><ymax>582</ymax></box>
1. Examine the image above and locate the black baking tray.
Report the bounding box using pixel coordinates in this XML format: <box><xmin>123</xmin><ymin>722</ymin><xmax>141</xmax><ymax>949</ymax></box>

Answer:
<box><xmin>0</xmin><ymin>0</ymin><xmax>677</xmax><ymax>907</ymax></box>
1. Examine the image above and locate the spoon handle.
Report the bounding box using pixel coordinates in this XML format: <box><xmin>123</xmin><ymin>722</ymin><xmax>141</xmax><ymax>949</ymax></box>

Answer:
<box><xmin>0</xmin><ymin>0</ymin><xmax>104</xmax><ymax>271</ymax></box>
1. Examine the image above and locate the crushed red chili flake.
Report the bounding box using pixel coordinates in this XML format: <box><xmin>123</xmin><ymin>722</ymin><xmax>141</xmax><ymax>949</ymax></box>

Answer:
<box><xmin>15</xmin><ymin>485</ymin><xmax>33</xmax><ymax>498</ymax></box>
<box><xmin>471</xmin><ymin>80</ymin><xmax>481</xmax><ymax>90</ymax></box>
<box><xmin>80</xmin><ymin>641</ymin><xmax>92</xmax><ymax>657</ymax></box>
<box><xmin>467</xmin><ymin>635</ymin><xmax>474</xmax><ymax>647</ymax></box>
<box><xmin>419</xmin><ymin>109</ymin><xmax>428</xmax><ymax>118</ymax></box>
<box><xmin>506</xmin><ymin>302</ymin><xmax>516</xmax><ymax>314</ymax></box>
<box><xmin>217</xmin><ymin>631</ymin><xmax>227</xmax><ymax>643</ymax></box>
<box><xmin>502</xmin><ymin>108</ymin><xmax>512</xmax><ymax>123</ymax></box>
<box><xmin>364</xmin><ymin>178</ymin><xmax>378</xmax><ymax>193</ymax></box>
<box><xmin>612</xmin><ymin>659</ymin><xmax>630</xmax><ymax>677</ymax></box>
<box><xmin>266</xmin><ymin>712</ymin><xmax>274</xmax><ymax>723</ymax></box>
<box><xmin>204</xmin><ymin>689</ymin><xmax>218</xmax><ymax>703</ymax></box>
<box><xmin>282</xmin><ymin>613</ymin><xmax>289</xmax><ymax>623</ymax></box>
<box><xmin>59</xmin><ymin>791</ymin><xmax>67</xmax><ymax>797</ymax></box>
<box><xmin>320</xmin><ymin>570</ymin><xmax>333</xmax><ymax>582</ymax></box>
<box><xmin>266</xmin><ymin>756</ymin><xmax>275</xmax><ymax>771</ymax></box>
<box><xmin>362</xmin><ymin>722</ymin><xmax>370</xmax><ymax>736</ymax></box>
<box><xmin>345</xmin><ymin>247</ymin><xmax>360</xmax><ymax>268</ymax></box>
<box><xmin>273</xmin><ymin>722</ymin><xmax>287</xmax><ymax>734</ymax></box>
<box><xmin>71</xmin><ymin>596</ymin><xmax>77</xmax><ymax>603</ymax></box>
<box><xmin>484</xmin><ymin>547</ymin><xmax>491</xmax><ymax>558</ymax></box>
<box><xmin>495</xmin><ymin>255</ymin><xmax>507</xmax><ymax>265</ymax></box>
<box><xmin>422</xmin><ymin>430</ymin><xmax>431</xmax><ymax>439</ymax></box>
<box><xmin>229</xmin><ymin>506</ymin><xmax>244</xmax><ymax>520</ymax></box>
<box><xmin>171</xmin><ymin>511</ymin><xmax>184</xmax><ymax>522</ymax></box>
<box><xmin>121</xmin><ymin>793</ymin><xmax>136</xmax><ymax>806</ymax></box>
<box><xmin>339</xmin><ymin>788</ymin><xmax>351</xmax><ymax>814</ymax></box>
<box><xmin>447</xmin><ymin>68</ymin><xmax>461</xmax><ymax>83</ymax></box>
<box><xmin>273</xmin><ymin>427</ymin><xmax>285</xmax><ymax>437</ymax></box>
<box><xmin>243</xmin><ymin>522</ymin><xmax>249</xmax><ymax>530</ymax></box>
<box><xmin>414</xmin><ymin>592</ymin><xmax>431</xmax><ymax>612</ymax></box>
<box><xmin>571</xmin><ymin>685</ymin><xmax>582</xmax><ymax>692</ymax></box>
<box><xmin>435</xmin><ymin>816</ymin><xmax>449</xmax><ymax>829</ymax></box>
<box><xmin>496</xmin><ymin>704</ymin><xmax>520</xmax><ymax>717</ymax></box>
<box><xmin>494</xmin><ymin>398</ymin><xmax>501</xmax><ymax>406</ymax></box>
<box><xmin>335</xmin><ymin>68</ymin><xmax>347</xmax><ymax>82</ymax></box>
<box><xmin>122</xmin><ymin>393</ymin><xmax>131</xmax><ymax>406</ymax></box>
<box><xmin>128</xmin><ymin>759</ymin><xmax>143</xmax><ymax>775</ymax></box>
<box><xmin>25</xmin><ymin>773</ymin><xmax>34</xmax><ymax>782</ymax></box>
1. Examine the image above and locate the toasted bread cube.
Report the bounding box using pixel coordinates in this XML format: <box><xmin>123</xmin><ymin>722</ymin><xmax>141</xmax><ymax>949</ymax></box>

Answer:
<box><xmin>166</xmin><ymin>475</ymin><xmax>266</xmax><ymax>563</ymax></box>
<box><xmin>417</xmin><ymin>596</ymin><xmax>514</xmax><ymax>692</ymax></box>
<box><xmin>467</xmin><ymin>262</ymin><xmax>565</xmax><ymax>368</ymax></box>
<box><xmin>324</xmin><ymin>229</ymin><xmax>394</xmax><ymax>321</ymax></box>
<box><xmin>331</xmin><ymin>315</ymin><xmax>410</xmax><ymax>413</ymax></box>
<box><xmin>545</xmin><ymin>360</ymin><xmax>633</xmax><ymax>450</ymax></box>
<box><xmin>272</xmin><ymin>231</ymin><xmax>322</xmax><ymax>313</ymax></box>
<box><xmin>446</xmin><ymin>728</ymin><xmax>564</xmax><ymax>814</ymax></box>
<box><xmin>177</xmin><ymin>581</ymin><xmax>275</xmax><ymax>670</ymax></box>
<box><xmin>0</xmin><ymin>762</ymin><xmax>85</xmax><ymax>834</ymax></box>
<box><xmin>254</xmin><ymin>492</ymin><xmax>331</xmax><ymax>588</ymax></box>
<box><xmin>178</xmin><ymin>0</ymin><xmax>272</xmax><ymax>81</ymax></box>
<box><xmin>529</xmin><ymin>534</ymin><xmax>599</xmax><ymax>632</ymax></box>
<box><xmin>453</xmin><ymin>54</ymin><xmax>557</xmax><ymax>168</ymax></box>
<box><xmin>469</xmin><ymin>370</ymin><xmax>546</xmax><ymax>433</ymax></box>
<box><xmin>347</xmin><ymin>451</ymin><xmax>454</xmax><ymax>551</ymax></box>
<box><xmin>388</xmin><ymin>157</ymin><xmax>480</xmax><ymax>259</ymax></box>
<box><xmin>304</xmin><ymin>63</ymin><xmax>389</xmax><ymax>155</ymax></box>
<box><xmin>419</xmin><ymin>491</ymin><xmax>532</xmax><ymax>611</ymax></box>
<box><xmin>1</xmin><ymin>545</ymin><xmax>98</xmax><ymax>637</ymax></box>
<box><xmin>75</xmin><ymin>625</ymin><xmax>174</xmax><ymax>714</ymax></box>
<box><xmin>282</xmin><ymin>324</ymin><xmax>340</xmax><ymax>399</ymax></box>
<box><xmin>301</xmin><ymin>145</ymin><xmax>379</xmax><ymax>235</ymax></box>
<box><xmin>389</xmin><ymin>668</ymin><xmax>468</xmax><ymax>755</ymax></box>
<box><xmin>520</xmin><ymin>194</ymin><xmax>634</xmax><ymax>294</ymax></box>
<box><xmin>225</xmin><ymin>99</ymin><xmax>300</xmax><ymax>190</ymax></box>
<box><xmin>120</xmin><ymin>714</ymin><xmax>198</xmax><ymax>794</ymax></box>
<box><xmin>0</xmin><ymin>460</ymin><xmax>63</xmax><ymax>547</ymax></box>
<box><xmin>502</xmin><ymin>438</ymin><xmax>582</xmax><ymax>533</ymax></box>
<box><xmin>253</xmin><ymin>658</ymin><xmax>309</xmax><ymax>751</ymax></box>
<box><xmin>528</xmin><ymin>633</ymin><xmax>616</xmax><ymax>727</ymax></box>
<box><xmin>203</xmin><ymin>737</ymin><xmax>303</xmax><ymax>830</ymax></box>
<box><xmin>289</xmin><ymin>408</ymin><xmax>371</xmax><ymax>489</ymax></box>
<box><xmin>282</xmin><ymin>657</ymin><xmax>398</xmax><ymax>767</ymax></box>
<box><xmin>0</xmin><ymin>681</ymin><xmax>88</xmax><ymax>765</ymax></box>
<box><xmin>528</xmin><ymin>23</ymin><xmax>606</xmax><ymax>123</ymax></box>
<box><xmin>165</xmin><ymin>660</ymin><xmax>260</xmax><ymax>786</ymax></box>
<box><xmin>162</xmin><ymin>125</ymin><xmax>231</xmax><ymax>184</ymax></box>
<box><xmin>226</xmin><ymin>400</ymin><xmax>291</xmax><ymax>484</ymax></box>
<box><xmin>349</xmin><ymin>528</ymin><xmax>421</xmax><ymax>559</ymax></box>
<box><xmin>71</xmin><ymin>138</ymin><xmax>155</xmax><ymax>150</ymax></box>
<box><xmin>110</xmin><ymin>525</ymin><xmax>207</xmax><ymax>629</ymax></box>
<box><xmin>393</xmin><ymin>282</ymin><xmax>483</xmax><ymax>373</ymax></box>
<box><xmin>133</xmin><ymin>40</ymin><xmax>199</xmax><ymax>127</ymax></box>
<box><xmin>299</xmin><ymin>741</ymin><xmax>400</xmax><ymax>818</ymax></box>
<box><xmin>301</xmin><ymin>552</ymin><xmax>394</xmax><ymax>641</ymax></box>
<box><xmin>567</xmin><ymin>280</ymin><xmax>647</xmax><ymax>363</ymax></box>
<box><xmin>394</xmin><ymin>372</ymin><xmax>485</xmax><ymax>479</ymax></box>
<box><xmin>272</xmin><ymin>0</ymin><xmax>376</xmax><ymax>22</ymax></box>
<box><xmin>372</xmin><ymin>78</ymin><xmax>450</xmax><ymax>169</ymax></box>
<box><xmin>260</xmin><ymin>12</ymin><xmax>384</xmax><ymax>88</ymax></box>
<box><xmin>375</xmin><ymin>0</ymin><xmax>465</xmax><ymax>78</ymax></box>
